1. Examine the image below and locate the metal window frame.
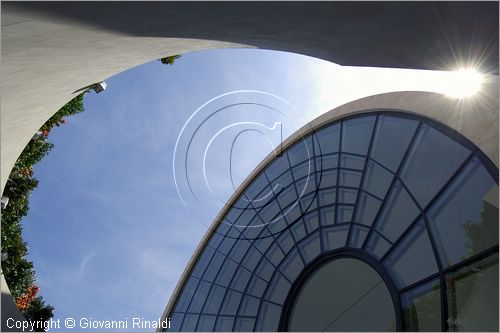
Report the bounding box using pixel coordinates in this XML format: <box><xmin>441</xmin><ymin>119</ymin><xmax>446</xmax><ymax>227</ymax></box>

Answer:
<box><xmin>166</xmin><ymin>111</ymin><xmax>499</xmax><ymax>332</ymax></box>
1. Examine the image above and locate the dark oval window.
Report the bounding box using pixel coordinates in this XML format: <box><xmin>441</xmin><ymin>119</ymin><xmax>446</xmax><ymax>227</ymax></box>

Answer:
<box><xmin>288</xmin><ymin>258</ymin><xmax>396</xmax><ymax>331</ymax></box>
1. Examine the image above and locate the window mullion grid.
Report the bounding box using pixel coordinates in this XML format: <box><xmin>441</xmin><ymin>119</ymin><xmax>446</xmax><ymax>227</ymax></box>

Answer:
<box><xmin>180</xmin><ymin>232</ymin><xmax>233</xmax><ymax>331</ymax></box>
<box><xmin>380</xmin><ymin>144</ymin><xmax>475</xmax><ymax>332</ymax></box>
<box><xmin>201</xmin><ymin>192</ymin><xmax>279</xmax><ymax>330</ymax></box>
<box><xmin>400</xmin><ymin>151</ymin><xmax>474</xmax><ymax>331</ymax></box>
<box><xmin>361</xmin><ymin>121</ymin><xmax>423</xmax><ymax>250</ymax></box>
<box><xmin>195</xmin><ymin>181</ymin><xmax>278</xmax><ymax>331</ymax></box>
<box><xmin>334</xmin><ymin>121</ymin><xmax>343</xmax><ymax>224</ymax></box>
<box><xmin>251</xmin><ymin>170</ymin><xmax>306</xmax><ymax>331</ymax></box>
<box><xmin>228</xmin><ymin>193</ymin><xmax>291</xmax><ymax>331</ymax></box>
<box><xmin>268</xmin><ymin>152</ymin><xmax>309</xmax><ymax>265</ymax></box>
<box><xmin>348</xmin><ymin>115</ymin><xmax>379</xmax><ymax>246</ymax></box>
<box><xmin>231</xmin><ymin>170</ymin><xmax>293</xmax><ymax>331</ymax></box>
<box><xmin>379</xmin><ymin>151</ymin><xmax>474</xmax><ymax>267</ymax></box>
<box><xmin>193</xmin><ymin>222</ymin><xmax>252</xmax><ymax>331</ymax></box>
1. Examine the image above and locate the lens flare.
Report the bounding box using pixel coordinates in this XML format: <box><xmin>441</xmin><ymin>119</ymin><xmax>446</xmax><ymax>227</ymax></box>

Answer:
<box><xmin>444</xmin><ymin>69</ymin><xmax>484</xmax><ymax>98</ymax></box>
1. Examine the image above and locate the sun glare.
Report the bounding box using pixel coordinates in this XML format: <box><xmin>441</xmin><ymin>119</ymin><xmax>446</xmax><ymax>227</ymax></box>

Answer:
<box><xmin>443</xmin><ymin>68</ymin><xmax>485</xmax><ymax>98</ymax></box>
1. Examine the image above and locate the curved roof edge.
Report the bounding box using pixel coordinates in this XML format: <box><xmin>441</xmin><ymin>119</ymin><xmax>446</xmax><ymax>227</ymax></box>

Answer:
<box><xmin>159</xmin><ymin>83</ymin><xmax>499</xmax><ymax>327</ymax></box>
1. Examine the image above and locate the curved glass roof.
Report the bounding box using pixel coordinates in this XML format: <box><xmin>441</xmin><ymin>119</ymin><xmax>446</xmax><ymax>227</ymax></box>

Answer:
<box><xmin>166</xmin><ymin>111</ymin><xmax>498</xmax><ymax>332</ymax></box>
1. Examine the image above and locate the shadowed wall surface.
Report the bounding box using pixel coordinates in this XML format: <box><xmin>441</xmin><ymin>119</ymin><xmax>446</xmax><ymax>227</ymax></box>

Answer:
<box><xmin>2</xmin><ymin>1</ymin><xmax>498</xmax><ymax>192</ymax></box>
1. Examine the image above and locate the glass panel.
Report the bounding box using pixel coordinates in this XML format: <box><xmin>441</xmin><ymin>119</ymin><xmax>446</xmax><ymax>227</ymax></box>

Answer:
<box><xmin>197</xmin><ymin>315</ymin><xmax>216</xmax><ymax>331</ymax></box>
<box><xmin>293</xmin><ymin>159</ymin><xmax>312</xmax><ymax>181</ymax></box>
<box><xmin>248</xmin><ymin>184</ymin><xmax>275</xmax><ymax>209</ymax></box>
<box><xmin>234</xmin><ymin>317</ymin><xmax>255</xmax><ymax>332</ymax></box>
<box><xmin>289</xmin><ymin>258</ymin><xmax>396</xmax><ymax>331</ymax></box>
<box><xmin>319</xmin><ymin>153</ymin><xmax>338</xmax><ymax>170</ymax></box>
<box><xmin>315</xmin><ymin>123</ymin><xmax>340</xmax><ymax>155</ymax></box>
<box><xmin>340</xmin><ymin>154</ymin><xmax>365</xmax><ymax>170</ymax></box>
<box><xmin>254</xmin><ymin>234</ymin><xmax>273</xmax><ymax>254</ymax></box>
<box><xmin>220</xmin><ymin>290</ymin><xmax>243</xmax><ymax>316</ymax></box>
<box><xmin>214</xmin><ymin>316</ymin><xmax>234</xmax><ymax>332</ymax></box>
<box><xmin>218</xmin><ymin>237</ymin><xmax>237</xmax><ymax>256</ymax></box>
<box><xmin>318</xmin><ymin>189</ymin><xmax>336</xmax><ymax>207</ymax></box>
<box><xmin>229</xmin><ymin>239</ymin><xmax>251</xmax><ymax>263</ymax></box>
<box><xmin>319</xmin><ymin>206</ymin><xmax>336</xmax><ymax>226</ymax></box>
<box><xmin>265</xmin><ymin>273</ymin><xmax>292</xmax><ymax>304</ymax></box>
<box><xmin>230</xmin><ymin>266</ymin><xmax>252</xmax><ymax>292</ymax></box>
<box><xmin>319</xmin><ymin>169</ymin><xmax>337</xmax><ymax>188</ymax></box>
<box><xmin>291</xmin><ymin>221</ymin><xmax>307</xmax><ymax>242</ymax></box>
<box><xmin>354</xmin><ymin>192</ymin><xmax>381</xmax><ymax>227</ymax></box>
<box><xmin>365</xmin><ymin>232</ymin><xmax>392</xmax><ymax>259</ymax></box>
<box><xmin>259</xmin><ymin>199</ymin><xmax>281</xmax><ymax>223</ymax></box>
<box><xmin>277</xmin><ymin>229</ymin><xmax>295</xmax><ymax>253</ymax></box>
<box><xmin>363</xmin><ymin>160</ymin><xmax>393</xmax><ymax>199</ymax></box>
<box><xmin>348</xmin><ymin>224</ymin><xmax>369</xmax><ymax>248</ymax></box>
<box><xmin>234</xmin><ymin>208</ymin><xmax>256</xmax><ymax>228</ymax></box>
<box><xmin>428</xmin><ymin>157</ymin><xmax>499</xmax><ymax>267</ymax></box>
<box><xmin>401</xmin><ymin>278</ymin><xmax>441</xmax><ymax>331</ymax></box>
<box><xmin>338</xmin><ymin>188</ymin><xmax>357</xmax><ymax>204</ymax></box>
<box><xmin>272</xmin><ymin>171</ymin><xmax>294</xmax><ymax>196</ymax></box>
<box><xmin>384</xmin><ymin>220</ymin><xmax>439</xmax><ymax>288</ymax></box>
<box><xmin>341</xmin><ymin>116</ymin><xmax>376</xmax><ymax>155</ymax></box>
<box><xmin>241</xmin><ymin>220</ymin><xmax>265</xmax><ymax>239</ymax></box>
<box><xmin>255</xmin><ymin>257</ymin><xmax>275</xmax><ymax>282</ymax></box>
<box><xmin>216</xmin><ymin>259</ymin><xmax>238</xmax><ymax>286</ymax></box>
<box><xmin>239</xmin><ymin>295</ymin><xmax>260</xmax><ymax>317</ymax></box>
<box><xmin>304</xmin><ymin>211</ymin><xmax>319</xmax><ymax>233</ymax></box>
<box><xmin>256</xmin><ymin>301</ymin><xmax>282</xmax><ymax>331</ymax></box>
<box><xmin>203</xmin><ymin>251</ymin><xmax>226</xmax><ymax>282</ymax></box>
<box><xmin>267</xmin><ymin>215</ymin><xmax>287</xmax><ymax>234</ymax></box>
<box><xmin>208</xmin><ymin>232</ymin><xmax>224</xmax><ymax>250</ymax></box>
<box><xmin>283</xmin><ymin>203</ymin><xmax>302</xmax><ymax>225</ymax></box>
<box><xmin>267</xmin><ymin>242</ymin><xmax>285</xmax><ymax>267</ymax></box>
<box><xmin>203</xmin><ymin>285</ymin><xmax>226</xmax><ymax>314</ymax></box>
<box><xmin>288</xmin><ymin>136</ymin><xmax>314</xmax><ymax>167</ymax></box>
<box><xmin>375</xmin><ymin>180</ymin><xmax>420</xmax><ymax>242</ymax></box>
<box><xmin>322</xmin><ymin>225</ymin><xmax>349</xmax><ymax>251</ymax></box>
<box><xmin>181</xmin><ymin>314</ymin><xmax>198</xmax><ymax>331</ymax></box>
<box><xmin>339</xmin><ymin>169</ymin><xmax>362</xmax><ymax>188</ymax></box>
<box><xmin>245</xmin><ymin>172</ymin><xmax>270</xmax><ymax>204</ymax></box>
<box><xmin>278</xmin><ymin>182</ymin><xmax>297</xmax><ymax>207</ymax></box>
<box><xmin>192</xmin><ymin>246</ymin><xmax>215</xmax><ymax>278</ymax></box>
<box><xmin>337</xmin><ymin>205</ymin><xmax>354</xmax><ymax>223</ymax></box>
<box><xmin>446</xmin><ymin>254</ymin><xmax>498</xmax><ymax>332</ymax></box>
<box><xmin>298</xmin><ymin>231</ymin><xmax>321</xmax><ymax>264</ymax></box>
<box><xmin>280</xmin><ymin>248</ymin><xmax>304</xmax><ymax>282</ymax></box>
<box><xmin>371</xmin><ymin>115</ymin><xmax>419</xmax><ymax>172</ymax></box>
<box><xmin>175</xmin><ymin>277</ymin><xmax>200</xmax><ymax>313</ymax></box>
<box><xmin>168</xmin><ymin>313</ymin><xmax>184</xmax><ymax>332</ymax></box>
<box><xmin>247</xmin><ymin>275</ymin><xmax>267</xmax><ymax>298</ymax></box>
<box><xmin>188</xmin><ymin>280</ymin><xmax>211</xmax><ymax>313</ymax></box>
<box><xmin>226</xmin><ymin>200</ymin><xmax>247</xmax><ymax>223</ymax></box>
<box><xmin>242</xmin><ymin>245</ymin><xmax>263</xmax><ymax>271</ymax></box>
<box><xmin>400</xmin><ymin>123</ymin><xmax>470</xmax><ymax>207</ymax></box>
<box><xmin>216</xmin><ymin>220</ymin><xmax>233</xmax><ymax>236</ymax></box>
<box><xmin>266</xmin><ymin>154</ymin><xmax>290</xmax><ymax>182</ymax></box>
<box><xmin>299</xmin><ymin>191</ymin><xmax>317</xmax><ymax>214</ymax></box>
<box><xmin>296</xmin><ymin>174</ymin><xmax>317</xmax><ymax>196</ymax></box>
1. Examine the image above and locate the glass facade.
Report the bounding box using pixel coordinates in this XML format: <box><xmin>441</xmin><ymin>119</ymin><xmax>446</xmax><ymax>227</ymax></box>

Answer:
<box><xmin>165</xmin><ymin>112</ymin><xmax>498</xmax><ymax>332</ymax></box>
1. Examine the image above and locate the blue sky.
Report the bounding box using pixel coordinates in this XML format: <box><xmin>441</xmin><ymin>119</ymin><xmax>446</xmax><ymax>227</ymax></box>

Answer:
<box><xmin>20</xmin><ymin>48</ymin><xmax>472</xmax><ymax>331</ymax></box>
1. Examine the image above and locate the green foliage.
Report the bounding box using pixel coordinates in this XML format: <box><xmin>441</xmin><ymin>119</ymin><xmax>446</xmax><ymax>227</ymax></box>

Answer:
<box><xmin>12</xmin><ymin>139</ymin><xmax>54</xmax><ymax>175</ymax></box>
<box><xmin>1</xmin><ymin>90</ymin><xmax>88</xmax><ymax>323</ymax></box>
<box><xmin>159</xmin><ymin>54</ymin><xmax>181</xmax><ymax>65</ymax></box>
<box><xmin>24</xmin><ymin>297</ymin><xmax>54</xmax><ymax>330</ymax></box>
<box><xmin>39</xmin><ymin>92</ymin><xmax>86</xmax><ymax>133</ymax></box>
<box><xmin>1</xmin><ymin>175</ymin><xmax>38</xmax><ymax>298</ymax></box>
